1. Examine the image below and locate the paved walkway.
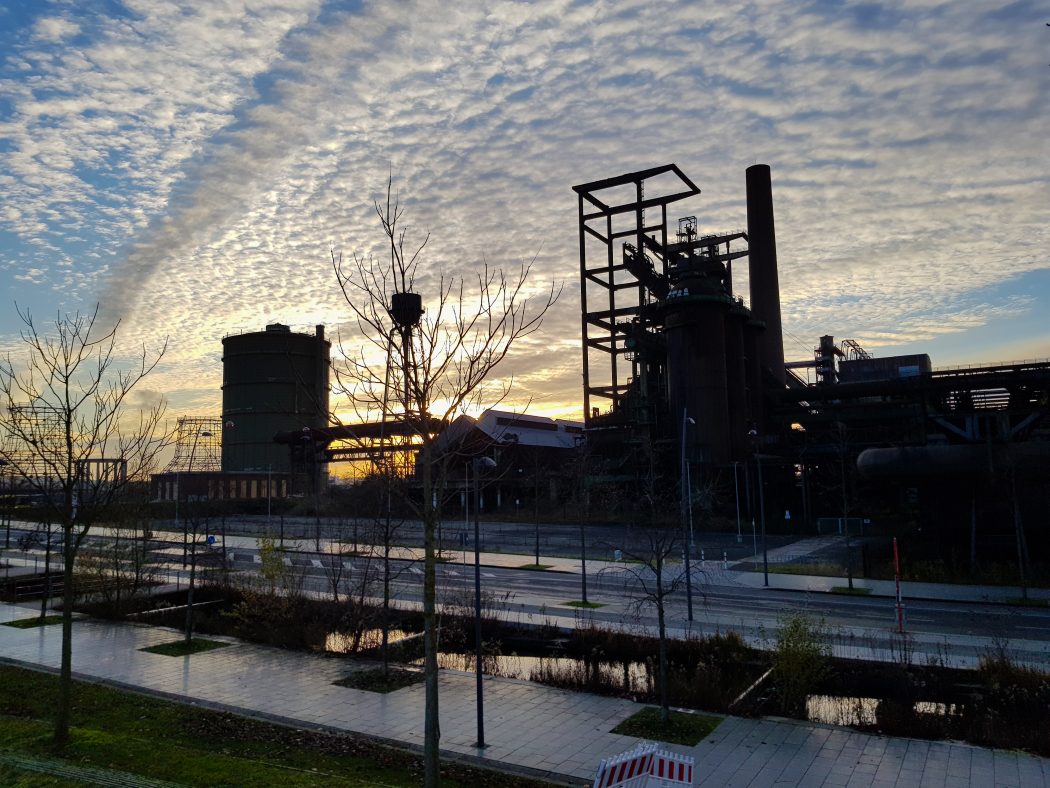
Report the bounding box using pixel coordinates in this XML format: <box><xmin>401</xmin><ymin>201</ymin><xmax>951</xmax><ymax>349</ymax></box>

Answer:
<box><xmin>1</xmin><ymin>602</ymin><xmax>1048</xmax><ymax>787</ymax></box>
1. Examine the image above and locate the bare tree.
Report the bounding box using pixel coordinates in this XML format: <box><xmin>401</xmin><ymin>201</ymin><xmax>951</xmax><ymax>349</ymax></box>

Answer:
<box><xmin>331</xmin><ymin>179</ymin><xmax>557</xmax><ymax>786</ymax></box>
<box><xmin>0</xmin><ymin>305</ymin><xmax>167</xmax><ymax>747</ymax></box>
<box><xmin>611</xmin><ymin>527</ymin><xmax>691</xmax><ymax>725</ymax></box>
<box><xmin>76</xmin><ymin>498</ymin><xmax>158</xmax><ymax>617</ymax></box>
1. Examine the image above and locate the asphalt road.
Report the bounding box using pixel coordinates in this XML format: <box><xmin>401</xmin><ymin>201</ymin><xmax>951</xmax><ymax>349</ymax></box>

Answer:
<box><xmin>212</xmin><ymin>543</ymin><xmax>1050</xmax><ymax>668</ymax></box>
<box><xmin>6</xmin><ymin>519</ymin><xmax>1049</xmax><ymax>668</ymax></box>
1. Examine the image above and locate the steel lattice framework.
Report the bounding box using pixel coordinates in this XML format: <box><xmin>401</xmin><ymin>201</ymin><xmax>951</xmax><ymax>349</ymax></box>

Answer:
<box><xmin>164</xmin><ymin>417</ymin><xmax>222</xmax><ymax>473</ymax></box>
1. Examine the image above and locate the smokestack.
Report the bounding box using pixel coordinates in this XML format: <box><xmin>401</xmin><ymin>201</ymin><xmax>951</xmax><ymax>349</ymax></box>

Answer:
<box><xmin>746</xmin><ymin>164</ymin><xmax>786</xmax><ymax>386</ymax></box>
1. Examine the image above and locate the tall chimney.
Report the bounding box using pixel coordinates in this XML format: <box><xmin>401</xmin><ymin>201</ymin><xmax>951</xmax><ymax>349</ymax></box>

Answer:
<box><xmin>746</xmin><ymin>164</ymin><xmax>786</xmax><ymax>386</ymax></box>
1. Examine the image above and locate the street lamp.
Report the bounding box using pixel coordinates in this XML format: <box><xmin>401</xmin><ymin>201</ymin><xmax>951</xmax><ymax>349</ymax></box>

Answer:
<box><xmin>680</xmin><ymin>409</ymin><xmax>695</xmax><ymax>623</ymax></box>
<box><xmin>748</xmin><ymin>427</ymin><xmax>769</xmax><ymax>587</ymax></box>
<box><xmin>470</xmin><ymin>454</ymin><xmax>497</xmax><ymax>748</ymax></box>
<box><xmin>732</xmin><ymin>462</ymin><xmax>743</xmax><ymax>544</ymax></box>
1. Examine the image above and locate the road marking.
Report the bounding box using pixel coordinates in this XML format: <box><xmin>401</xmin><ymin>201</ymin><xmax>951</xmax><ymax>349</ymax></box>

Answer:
<box><xmin>253</xmin><ymin>555</ymin><xmax>261</xmax><ymax>563</ymax></box>
<box><xmin>482</xmin><ymin>572</ymin><xmax>497</xmax><ymax>578</ymax></box>
<box><xmin>410</xmin><ymin>567</ymin><xmax>423</xmax><ymax>575</ymax></box>
<box><xmin>311</xmin><ymin>559</ymin><xmax>323</xmax><ymax>569</ymax></box>
<box><xmin>445</xmin><ymin>570</ymin><xmax>459</xmax><ymax>576</ymax></box>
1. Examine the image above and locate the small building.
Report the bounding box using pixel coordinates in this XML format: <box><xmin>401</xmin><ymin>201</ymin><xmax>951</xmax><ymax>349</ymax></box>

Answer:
<box><xmin>438</xmin><ymin>409</ymin><xmax>584</xmax><ymax>513</ymax></box>
<box><xmin>151</xmin><ymin>470</ymin><xmax>290</xmax><ymax>503</ymax></box>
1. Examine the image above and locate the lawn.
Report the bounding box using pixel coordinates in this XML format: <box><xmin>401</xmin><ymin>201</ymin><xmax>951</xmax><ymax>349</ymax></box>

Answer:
<box><xmin>0</xmin><ymin>665</ymin><xmax>551</xmax><ymax>787</ymax></box>
<box><xmin>2</xmin><ymin>615</ymin><xmax>64</xmax><ymax>629</ymax></box>
<box><xmin>611</xmin><ymin>707</ymin><xmax>721</xmax><ymax>746</ymax></box>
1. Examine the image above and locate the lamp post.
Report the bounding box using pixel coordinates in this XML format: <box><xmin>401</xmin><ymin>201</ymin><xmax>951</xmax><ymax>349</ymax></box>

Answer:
<box><xmin>471</xmin><ymin>454</ymin><xmax>497</xmax><ymax>748</ymax></box>
<box><xmin>732</xmin><ymin>462</ymin><xmax>742</xmax><ymax>544</ymax></box>
<box><xmin>748</xmin><ymin>427</ymin><xmax>769</xmax><ymax>587</ymax></box>
<box><xmin>680</xmin><ymin>409</ymin><xmax>695</xmax><ymax>623</ymax></box>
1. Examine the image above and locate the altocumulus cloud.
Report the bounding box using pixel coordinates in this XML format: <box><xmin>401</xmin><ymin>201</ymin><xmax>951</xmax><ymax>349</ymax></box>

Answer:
<box><xmin>0</xmin><ymin>0</ymin><xmax>1047</xmax><ymax>420</ymax></box>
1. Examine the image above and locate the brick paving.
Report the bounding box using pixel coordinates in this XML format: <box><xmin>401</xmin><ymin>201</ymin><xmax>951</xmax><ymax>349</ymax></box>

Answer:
<box><xmin>1</xmin><ymin>602</ymin><xmax>1048</xmax><ymax>786</ymax></box>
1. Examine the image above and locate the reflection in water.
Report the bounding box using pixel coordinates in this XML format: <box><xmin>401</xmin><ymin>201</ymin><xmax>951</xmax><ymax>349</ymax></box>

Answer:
<box><xmin>914</xmin><ymin>701</ymin><xmax>963</xmax><ymax>717</ymax></box>
<box><xmin>806</xmin><ymin>695</ymin><xmax>879</xmax><ymax>726</ymax></box>
<box><xmin>325</xmin><ymin>628</ymin><xmax>414</xmax><ymax>653</ymax></box>
<box><xmin>425</xmin><ymin>652</ymin><xmax>650</xmax><ymax>688</ymax></box>
<box><xmin>807</xmin><ymin>695</ymin><xmax>965</xmax><ymax>727</ymax></box>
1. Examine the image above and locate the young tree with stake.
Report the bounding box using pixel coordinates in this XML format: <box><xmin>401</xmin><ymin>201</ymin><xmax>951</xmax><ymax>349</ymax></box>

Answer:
<box><xmin>331</xmin><ymin>179</ymin><xmax>557</xmax><ymax>786</ymax></box>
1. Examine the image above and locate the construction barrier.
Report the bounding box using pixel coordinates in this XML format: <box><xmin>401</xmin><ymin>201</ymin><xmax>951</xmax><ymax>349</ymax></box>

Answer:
<box><xmin>593</xmin><ymin>742</ymin><xmax>695</xmax><ymax>787</ymax></box>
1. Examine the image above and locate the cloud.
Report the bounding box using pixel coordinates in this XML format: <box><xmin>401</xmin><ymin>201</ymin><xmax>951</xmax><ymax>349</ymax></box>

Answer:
<box><xmin>32</xmin><ymin>15</ymin><xmax>79</xmax><ymax>43</ymax></box>
<box><xmin>1</xmin><ymin>0</ymin><xmax>1047</xmax><ymax>422</ymax></box>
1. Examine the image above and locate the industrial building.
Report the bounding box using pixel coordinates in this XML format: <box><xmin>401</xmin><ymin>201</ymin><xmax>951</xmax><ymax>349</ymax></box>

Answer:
<box><xmin>153</xmin><ymin>323</ymin><xmax>330</xmax><ymax>502</ymax></box>
<box><xmin>573</xmin><ymin>163</ymin><xmax>1050</xmax><ymax>566</ymax></box>
<box><xmin>434</xmin><ymin>409</ymin><xmax>584</xmax><ymax>513</ymax></box>
<box><xmin>151</xmin><ymin>164</ymin><xmax>1048</xmax><ymax>576</ymax></box>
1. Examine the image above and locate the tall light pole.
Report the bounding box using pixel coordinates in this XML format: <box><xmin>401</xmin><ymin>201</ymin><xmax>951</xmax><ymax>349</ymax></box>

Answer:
<box><xmin>680</xmin><ymin>409</ymin><xmax>695</xmax><ymax>622</ymax></box>
<box><xmin>733</xmin><ymin>462</ymin><xmax>743</xmax><ymax>544</ymax></box>
<box><xmin>471</xmin><ymin>454</ymin><xmax>497</xmax><ymax>748</ymax></box>
<box><xmin>749</xmin><ymin>427</ymin><xmax>769</xmax><ymax>587</ymax></box>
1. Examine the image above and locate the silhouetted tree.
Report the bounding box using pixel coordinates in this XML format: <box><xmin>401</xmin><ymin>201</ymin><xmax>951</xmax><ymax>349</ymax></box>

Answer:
<box><xmin>0</xmin><ymin>305</ymin><xmax>167</xmax><ymax>747</ymax></box>
<box><xmin>331</xmin><ymin>179</ymin><xmax>558</xmax><ymax>786</ymax></box>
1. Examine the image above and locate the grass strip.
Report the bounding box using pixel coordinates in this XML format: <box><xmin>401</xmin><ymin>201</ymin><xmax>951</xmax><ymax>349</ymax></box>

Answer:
<box><xmin>3</xmin><ymin>615</ymin><xmax>64</xmax><ymax>629</ymax></box>
<box><xmin>611</xmin><ymin>706</ymin><xmax>721</xmax><ymax>746</ymax></box>
<box><xmin>518</xmin><ymin>564</ymin><xmax>553</xmax><ymax>571</ymax></box>
<box><xmin>1006</xmin><ymin>597</ymin><xmax>1048</xmax><ymax>607</ymax></box>
<box><xmin>334</xmin><ymin>667</ymin><xmax>424</xmax><ymax>693</ymax></box>
<box><xmin>140</xmin><ymin>638</ymin><xmax>231</xmax><ymax>657</ymax></box>
<box><xmin>767</xmin><ymin>563</ymin><xmax>846</xmax><ymax>578</ymax></box>
<box><xmin>0</xmin><ymin>665</ymin><xmax>547</xmax><ymax>787</ymax></box>
<box><xmin>562</xmin><ymin>600</ymin><xmax>605</xmax><ymax>609</ymax></box>
<box><xmin>830</xmin><ymin>586</ymin><xmax>872</xmax><ymax>596</ymax></box>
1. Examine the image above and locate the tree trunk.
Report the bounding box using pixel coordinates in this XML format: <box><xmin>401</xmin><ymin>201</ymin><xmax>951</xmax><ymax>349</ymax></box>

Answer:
<box><xmin>382</xmin><ymin>494</ymin><xmax>392</xmax><ymax>677</ymax></box>
<box><xmin>40</xmin><ymin>518</ymin><xmax>53</xmax><ymax>621</ymax></box>
<box><xmin>184</xmin><ymin>528</ymin><xmax>196</xmax><ymax>645</ymax></box>
<box><xmin>656</xmin><ymin>551</ymin><xmax>669</xmax><ymax>725</ymax></box>
<box><xmin>54</xmin><ymin>524</ymin><xmax>74</xmax><ymax>748</ymax></box>
<box><xmin>422</xmin><ymin>452</ymin><xmax>441</xmax><ymax>787</ymax></box>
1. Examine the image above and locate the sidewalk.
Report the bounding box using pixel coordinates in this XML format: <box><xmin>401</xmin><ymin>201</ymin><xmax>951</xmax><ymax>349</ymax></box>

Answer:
<box><xmin>1</xmin><ymin>602</ymin><xmax>1048</xmax><ymax>787</ymax></box>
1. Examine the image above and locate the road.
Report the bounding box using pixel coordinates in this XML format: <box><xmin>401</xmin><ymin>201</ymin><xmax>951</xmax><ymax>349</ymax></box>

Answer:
<box><xmin>215</xmin><ymin>540</ymin><xmax>1050</xmax><ymax>669</ymax></box>
<box><xmin>5</xmin><ymin>518</ymin><xmax>1050</xmax><ymax>669</ymax></box>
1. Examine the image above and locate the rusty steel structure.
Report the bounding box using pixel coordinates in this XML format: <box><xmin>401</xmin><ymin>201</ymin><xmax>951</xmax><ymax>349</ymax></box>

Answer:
<box><xmin>575</xmin><ymin>164</ymin><xmax>783</xmax><ymax>481</ymax></box>
<box><xmin>574</xmin><ymin>164</ymin><xmax>1050</xmax><ymax>549</ymax></box>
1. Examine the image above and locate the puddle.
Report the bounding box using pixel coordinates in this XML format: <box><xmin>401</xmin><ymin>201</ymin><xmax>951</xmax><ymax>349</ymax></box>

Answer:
<box><xmin>807</xmin><ymin>695</ymin><xmax>965</xmax><ymax>727</ymax></box>
<box><xmin>325</xmin><ymin>628</ymin><xmax>415</xmax><ymax>653</ymax></box>
<box><xmin>420</xmin><ymin>652</ymin><xmax>651</xmax><ymax>687</ymax></box>
<box><xmin>807</xmin><ymin>695</ymin><xmax>879</xmax><ymax>726</ymax></box>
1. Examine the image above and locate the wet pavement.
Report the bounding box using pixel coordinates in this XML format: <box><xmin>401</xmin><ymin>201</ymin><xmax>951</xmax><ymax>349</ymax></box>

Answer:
<box><xmin>1</xmin><ymin>601</ymin><xmax>1048</xmax><ymax>787</ymax></box>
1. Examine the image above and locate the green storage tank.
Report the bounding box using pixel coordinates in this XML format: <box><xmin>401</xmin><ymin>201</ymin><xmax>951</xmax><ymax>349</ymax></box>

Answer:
<box><xmin>221</xmin><ymin>323</ymin><xmax>330</xmax><ymax>478</ymax></box>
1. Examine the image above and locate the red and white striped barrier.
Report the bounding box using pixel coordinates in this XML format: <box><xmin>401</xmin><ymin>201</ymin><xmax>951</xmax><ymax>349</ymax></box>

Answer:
<box><xmin>593</xmin><ymin>742</ymin><xmax>695</xmax><ymax>787</ymax></box>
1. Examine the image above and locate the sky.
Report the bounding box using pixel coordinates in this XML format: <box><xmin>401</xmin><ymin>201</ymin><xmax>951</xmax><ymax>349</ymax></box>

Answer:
<box><xmin>1</xmin><ymin>0</ymin><xmax>1048</xmax><ymax>426</ymax></box>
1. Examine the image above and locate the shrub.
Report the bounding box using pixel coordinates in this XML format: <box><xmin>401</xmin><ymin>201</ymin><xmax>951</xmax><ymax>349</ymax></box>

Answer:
<box><xmin>771</xmin><ymin>614</ymin><xmax>830</xmax><ymax>716</ymax></box>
